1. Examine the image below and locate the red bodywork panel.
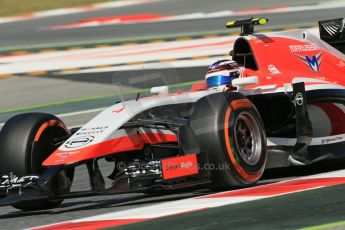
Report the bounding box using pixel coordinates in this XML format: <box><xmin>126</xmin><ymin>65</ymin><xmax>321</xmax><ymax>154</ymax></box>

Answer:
<box><xmin>242</xmin><ymin>36</ymin><xmax>345</xmax><ymax>87</ymax></box>
<box><xmin>161</xmin><ymin>154</ymin><xmax>199</xmax><ymax>180</ymax></box>
<box><xmin>43</xmin><ymin>133</ymin><xmax>177</xmax><ymax>166</ymax></box>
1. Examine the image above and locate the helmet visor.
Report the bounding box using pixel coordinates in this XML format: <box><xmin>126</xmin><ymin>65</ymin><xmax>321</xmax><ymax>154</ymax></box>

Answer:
<box><xmin>206</xmin><ymin>71</ymin><xmax>239</xmax><ymax>88</ymax></box>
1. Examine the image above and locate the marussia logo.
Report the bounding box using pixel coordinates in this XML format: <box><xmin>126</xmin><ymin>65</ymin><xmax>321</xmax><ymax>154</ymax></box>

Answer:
<box><xmin>295</xmin><ymin>52</ymin><xmax>323</xmax><ymax>72</ymax></box>
<box><xmin>65</xmin><ymin>135</ymin><xmax>94</xmax><ymax>148</ymax></box>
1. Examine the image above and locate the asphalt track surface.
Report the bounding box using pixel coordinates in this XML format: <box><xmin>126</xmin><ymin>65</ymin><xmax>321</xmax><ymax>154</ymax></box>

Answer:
<box><xmin>1</xmin><ymin>0</ymin><xmax>345</xmax><ymax>229</ymax></box>
<box><xmin>114</xmin><ymin>182</ymin><xmax>345</xmax><ymax>230</ymax></box>
<box><xmin>2</xmin><ymin>157</ymin><xmax>345</xmax><ymax>229</ymax></box>
<box><xmin>0</xmin><ymin>0</ymin><xmax>345</xmax><ymax>49</ymax></box>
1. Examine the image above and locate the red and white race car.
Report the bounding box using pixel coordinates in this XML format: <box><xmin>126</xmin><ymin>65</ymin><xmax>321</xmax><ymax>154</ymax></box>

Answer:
<box><xmin>0</xmin><ymin>18</ymin><xmax>344</xmax><ymax>211</ymax></box>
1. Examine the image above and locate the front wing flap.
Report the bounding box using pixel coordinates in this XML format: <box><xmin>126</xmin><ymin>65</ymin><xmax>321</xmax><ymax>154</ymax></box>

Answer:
<box><xmin>0</xmin><ymin>153</ymin><xmax>210</xmax><ymax>207</ymax></box>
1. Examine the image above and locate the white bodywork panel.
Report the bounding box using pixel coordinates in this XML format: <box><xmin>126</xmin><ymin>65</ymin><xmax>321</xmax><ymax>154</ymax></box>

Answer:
<box><xmin>58</xmin><ymin>90</ymin><xmax>214</xmax><ymax>151</ymax></box>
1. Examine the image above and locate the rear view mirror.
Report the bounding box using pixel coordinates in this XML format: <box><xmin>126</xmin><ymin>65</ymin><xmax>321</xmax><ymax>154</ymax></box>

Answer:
<box><xmin>150</xmin><ymin>86</ymin><xmax>169</xmax><ymax>95</ymax></box>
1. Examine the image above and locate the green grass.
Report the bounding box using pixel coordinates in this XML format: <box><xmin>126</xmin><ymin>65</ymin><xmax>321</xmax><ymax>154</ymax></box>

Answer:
<box><xmin>300</xmin><ymin>220</ymin><xmax>345</xmax><ymax>230</ymax></box>
<box><xmin>0</xmin><ymin>0</ymin><xmax>114</xmax><ymax>17</ymax></box>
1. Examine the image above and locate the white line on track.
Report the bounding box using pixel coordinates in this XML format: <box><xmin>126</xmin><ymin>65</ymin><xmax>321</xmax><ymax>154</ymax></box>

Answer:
<box><xmin>0</xmin><ymin>107</ymin><xmax>105</xmax><ymax>129</ymax></box>
<box><xmin>58</xmin><ymin>58</ymin><xmax>224</xmax><ymax>75</ymax></box>
<box><xmin>0</xmin><ymin>28</ymin><xmax>319</xmax><ymax>76</ymax></box>
<box><xmin>32</xmin><ymin>169</ymin><xmax>345</xmax><ymax>229</ymax></box>
<box><xmin>57</xmin><ymin>107</ymin><xmax>105</xmax><ymax>118</ymax></box>
<box><xmin>49</xmin><ymin>0</ymin><xmax>345</xmax><ymax>30</ymax></box>
<box><xmin>0</xmin><ymin>36</ymin><xmax>235</xmax><ymax>74</ymax></box>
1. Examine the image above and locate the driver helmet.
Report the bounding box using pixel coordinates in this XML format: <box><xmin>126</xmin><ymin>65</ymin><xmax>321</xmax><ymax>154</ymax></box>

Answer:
<box><xmin>205</xmin><ymin>59</ymin><xmax>242</xmax><ymax>90</ymax></box>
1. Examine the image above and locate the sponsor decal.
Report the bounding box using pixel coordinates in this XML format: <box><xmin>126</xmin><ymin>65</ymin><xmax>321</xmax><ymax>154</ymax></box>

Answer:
<box><xmin>113</xmin><ymin>107</ymin><xmax>126</xmax><ymax>113</ymax></box>
<box><xmin>65</xmin><ymin>135</ymin><xmax>94</xmax><ymax>148</ymax></box>
<box><xmin>294</xmin><ymin>92</ymin><xmax>304</xmax><ymax>106</ymax></box>
<box><xmin>57</xmin><ymin>153</ymin><xmax>70</xmax><ymax>158</ymax></box>
<box><xmin>337</xmin><ymin>60</ymin><xmax>345</xmax><ymax>68</ymax></box>
<box><xmin>289</xmin><ymin>44</ymin><xmax>321</xmax><ymax>52</ymax></box>
<box><xmin>295</xmin><ymin>52</ymin><xmax>323</xmax><ymax>72</ymax></box>
<box><xmin>267</xmin><ymin>64</ymin><xmax>281</xmax><ymax>75</ymax></box>
<box><xmin>253</xmin><ymin>39</ymin><xmax>263</xmax><ymax>45</ymax></box>
<box><xmin>59</xmin><ymin>153</ymin><xmax>70</xmax><ymax>158</ymax></box>
<box><xmin>161</xmin><ymin>154</ymin><xmax>199</xmax><ymax>180</ymax></box>
<box><xmin>321</xmin><ymin>136</ymin><xmax>343</xmax><ymax>144</ymax></box>
<box><xmin>76</xmin><ymin>126</ymin><xmax>109</xmax><ymax>136</ymax></box>
<box><xmin>57</xmin><ymin>151</ymin><xmax>80</xmax><ymax>158</ymax></box>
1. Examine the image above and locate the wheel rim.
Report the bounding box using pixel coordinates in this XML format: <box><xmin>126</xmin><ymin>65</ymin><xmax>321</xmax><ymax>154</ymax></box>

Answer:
<box><xmin>233</xmin><ymin>111</ymin><xmax>262</xmax><ymax>166</ymax></box>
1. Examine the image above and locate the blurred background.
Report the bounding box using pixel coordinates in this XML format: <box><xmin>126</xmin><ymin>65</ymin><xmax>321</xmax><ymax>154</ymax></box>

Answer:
<box><xmin>1</xmin><ymin>0</ymin><xmax>344</xmax><ymax>120</ymax></box>
<box><xmin>1</xmin><ymin>1</ymin><xmax>345</xmax><ymax>229</ymax></box>
<box><xmin>0</xmin><ymin>0</ymin><xmax>343</xmax><ymax>121</ymax></box>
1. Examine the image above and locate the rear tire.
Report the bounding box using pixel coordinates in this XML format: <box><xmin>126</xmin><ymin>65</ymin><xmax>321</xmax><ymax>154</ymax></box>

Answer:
<box><xmin>187</xmin><ymin>93</ymin><xmax>267</xmax><ymax>189</ymax></box>
<box><xmin>0</xmin><ymin>113</ymin><xmax>73</xmax><ymax>210</ymax></box>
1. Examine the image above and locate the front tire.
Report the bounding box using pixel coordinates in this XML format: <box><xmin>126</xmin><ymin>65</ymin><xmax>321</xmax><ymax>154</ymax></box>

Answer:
<box><xmin>0</xmin><ymin>113</ymin><xmax>73</xmax><ymax>210</ymax></box>
<box><xmin>187</xmin><ymin>92</ymin><xmax>267</xmax><ymax>189</ymax></box>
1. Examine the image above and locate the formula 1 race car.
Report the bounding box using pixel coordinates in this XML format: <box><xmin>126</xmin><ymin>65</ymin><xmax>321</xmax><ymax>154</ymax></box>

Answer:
<box><xmin>0</xmin><ymin>17</ymin><xmax>345</xmax><ymax>211</ymax></box>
